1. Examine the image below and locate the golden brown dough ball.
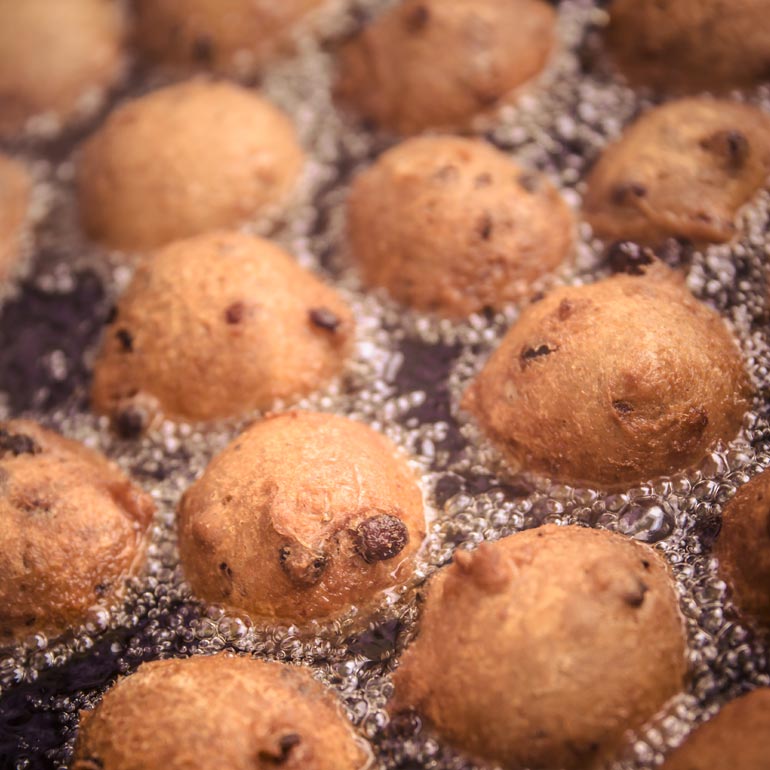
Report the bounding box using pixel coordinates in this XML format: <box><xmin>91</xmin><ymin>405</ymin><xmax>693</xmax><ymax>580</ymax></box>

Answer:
<box><xmin>660</xmin><ymin>689</ymin><xmax>770</xmax><ymax>770</ymax></box>
<box><xmin>391</xmin><ymin>525</ymin><xmax>687</xmax><ymax>770</ymax></box>
<box><xmin>0</xmin><ymin>0</ymin><xmax>126</xmax><ymax>138</ymax></box>
<box><xmin>76</xmin><ymin>79</ymin><xmax>304</xmax><ymax>251</ymax></box>
<box><xmin>335</xmin><ymin>0</ymin><xmax>556</xmax><ymax>135</ymax></box>
<box><xmin>90</xmin><ymin>231</ymin><xmax>353</xmax><ymax>428</ymax></box>
<box><xmin>178</xmin><ymin>411</ymin><xmax>426</xmax><ymax>626</ymax></box>
<box><xmin>72</xmin><ymin>654</ymin><xmax>370</xmax><ymax>770</ymax></box>
<box><xmin>584</xmin><ymin>99</ymin><xmax>770</xmax><ymax>245</ymax></box>
<box><xmin>607</xmin><ymin>0</ymin><xmax>770</xmax><ymax>94</ymax></box>
<box><xmin>134</xmin><ymin>0</ymin><xmax>328</xmax><ymax>79</ymax></box>
<box><xmin>0</xmin><ymin>153</ymin><xmax>32</xmax><ymax>280</ymax></box>
<box><xmin>346</xmin><ymin>136</ymin><xmax>574</xmax><ymax>317</ymax></box>
<box><xmin>0</xmin><ymin>420</ymin><xmax>154</xmax><ymax>643</ymax></box>
<box><xmin>462</xmin><ymin>263</ymin><xmax>751</xmax><ymax>488</ymax></box>
<box><xmin>714</xmin><ymin>470</ymin><xmax>770</xmax><ymax>633</ymax></box>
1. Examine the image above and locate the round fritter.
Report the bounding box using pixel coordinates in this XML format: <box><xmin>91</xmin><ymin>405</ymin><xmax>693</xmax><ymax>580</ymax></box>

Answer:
<box><xmin>335</xmin><ymin>0</ymin><xmax>555</xmax><ymax>135</ymax></box>
<box><xmin>607</xmin><ymin>0</ymin><xmax>770</xmax><ymax>94</ymax></box>
<box><xmin>134</xmin><ymin>0</ymin><xmax>327</xmax><ymax>79</ymax></box>
<box><xmin>0</xmin><ymin>0</ymin><xmax>126</xmax><ymax>138</ymax></box>
<box><xmin>584</xmin><ymin>99</ymin><xmax>770</xmax><ymax>245</ymax></box>
<box><xmin>91</xmin><ymin>231</ymin><xmax>353</xmax><ymax>428</ymax></box>
<box><xmin>0</xmin><ymin>153</ymin><xmax>31</xmax><ymax>280</ymax></box>
<box><xmin>72</xmin><ymin>654</ymin><xmax>370</xmax><ymax>770</ymax></box>
<box><xmin>391</xmin><ymin>525</ymin><xmax>687</xmax><ymax>770</ymax></box>
<box><xmin>178</xmin><ymin>411</ymin><xmax>426</xmax><ymax>626</ymax></box>
<box><xmin>462</xmin><ymin>263</ymin><xmax>751</xmax><ymax>488</ymax></box>
<box><xmin>714</xmin><ymin>470</ymin><xmax>770</xmax><ymax>633</ymax></box>
<box><xmin>346</xmin><ymin>136</ymin><xmax>574</xmax><ymax>317</ymax></box>
<box><xmin>660</xmin><ymin>688</ymin><xmax>770</xmax><ymax>770</ymax></box>
<box><xmin>76</xmin><ymin>79</ymin><xmax>304</xmax><ymax>251</ymax></box>
<box><xmin>0</xmin><ymin>420</ymin><xmax>154</xmax><ymax>643</ymax></box>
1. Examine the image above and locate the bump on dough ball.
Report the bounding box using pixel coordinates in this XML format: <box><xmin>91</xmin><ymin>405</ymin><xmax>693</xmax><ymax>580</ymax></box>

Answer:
<box><xmin>91</xmin><ymin>232</ymin><xmax>353</xmax><ymax>427</ymax></box>
<box><xmin>178</xmin><ymin>411</ymin><xmax>426</xmax><ymax>626</ymax></box>
<box><xmin>335</xmin><ymin>0</ymin><xmax>555</xmax><ymax>135</ymax></box>
<box><xmin>584</xmin><ymin>99</ymin><xmax>770</xmax><ymax>245</ymax></box>
<box><xmin>72</xmin><ymin>654</ymin><xmax>370</xmax><ymax>770</ymax></box>
<box><xmin>0</xmin><ymin>0</ymin><xmax>126</xmax><ymax>138</ymax></box>
<box><xmin>76</xmin><ymin>78</ymin><xmax>305</xmax><ymax>251</ymax></box>
<box><xmin>462</xmin><ymin>262</ymin><xmax>751</xmax><ymax>488</ymax></box>
<box><xmin>0</xmin><ymin>420</ymin><xmax>154</xmax><ymax>642</ymax></box>
<box><xmin>347</xmin><ymin>136</ymin><xmax>574</xmax><ymax>317</ymax></box>
<box><xmin>391</xmin><ymin>525</ymin><xmax>687</xmax><ymax>770</ymax></box>
<box><xmin>0</xmin><ymin>153</ymin><xmax>32</xmax><ymax>281</ymax></box>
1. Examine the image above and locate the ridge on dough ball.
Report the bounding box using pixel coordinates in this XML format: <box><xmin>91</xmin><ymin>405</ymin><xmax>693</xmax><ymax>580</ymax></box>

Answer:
<box><xmin>178</xmin><ymin>410</ymin><xmax>426</xmax><ymax>626</ymax></box>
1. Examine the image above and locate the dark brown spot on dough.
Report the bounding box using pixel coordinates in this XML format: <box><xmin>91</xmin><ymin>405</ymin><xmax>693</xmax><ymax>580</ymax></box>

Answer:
<box><xmin>477</xmin><ymin>213</ymin><xmax>494</xmax><ymax>240</ymax></box>
<box><xmin>94</xmin><ymin>582</ymin><xmax>110</xmax><ymax>597</ymax></box>
<box><xmin>219</xmin><ymin>562</ymin><xmax>233</xmax><ymax>578</ymax></box>
<box><xmin>224</xmin><ymin>301</ymin><xmax>245</xmax><ymax>324</ymax></box>
<box><xmin>191</xmin><ymin>35</ymin><xmax>214</xmax><ymax>64</ymax></box>
<box><xmin>116</xmin><ymin>328</ymin><xmax>134</xmax><ymax>352</ymax></box>
<box><xmin>404</xmin><ymin>4</ymin><xmax>430</xmax><ymax>33</ymax></box>
<box><xmin>433</xmin><ymin>164</ymin><xmax>459</xmax><ymax>183</ymax></box>
<box><xmin>518</xmin><ymin>173</ymin><xmax>539</xmax><ymax>193</ymax></box>
<box><xmin>622</xmin><ymin>579</ymin><xmax>649</xmax><ymax>608</ymax></box>
<box><xmin>279</xmin><ymin>544</ymin><xmax>327</xmax><ymax>586</ymax></box>
<box><xmin>0</xmin><ymin>429</ymin><xmax>41</xmax><ymax>458</ymax></box>
<box><xmin>13</xmin><ymin>491</ymin><xmax>53</xmax><ymax>514</ymax></box>
<box><xmin>355</xmin><ymin>514</ymin><xmax>409</xmax><ymax>563</ymax></box>
<box><xmin>309</xmin><ymin>307</ymin><xmax>340</xmax><ymax>332</ymax></box>
<box><xmin>113</xmin><ymin>406</ymin><xmax>145</xmax><ymax>439</ymax></box>
<box><xmin>557</xmin><ymin>299</ymin><xmax>573</xmax><ymax>320</ymax></box>
<box><xmin>104</xmin><ymin>305</ymin><xmax>118</xmax><ymax>324</ymax></box>
<box><xmin>258</xmin><ymin>733</ymin><xmax>301</xmax><ymax>764</ymax></box>
<box><xmin>612</xmin><ymin>400</ymin><xmax>633</xmax><ymax>415</ymax></box>
<box><xmin>700</xmin><ymin>129</ymin><xmax>750</xmax><ymax>169</ymax></box>
<box><xmin>611</xmin><ymin>182</ymin><xmax>647</xmax><ymax>206</ymax></box>
<box><xmin>641</xmin><ymin>559</ymin><xmax>650</xmax><ymax>570</ymax></box>
<box><xmin>474</xmin><ymin>172</ymin><xmax>493</xmax><ymax>188</ymax></box>
<box><xmin>520</xmin><ymin>343</ymin><xmax>556</xmax><ymax>368</ymax></box>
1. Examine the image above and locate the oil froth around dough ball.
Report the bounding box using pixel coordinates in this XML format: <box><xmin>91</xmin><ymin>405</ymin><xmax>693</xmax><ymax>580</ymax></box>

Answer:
<box><xmin>72</xmin><ymin>654</ymin><xmax>371</xmax><ymax>770</ymax></box>
<box><xmin>90</xmin><ymin>231</ymin><xmax>353</xmax><ymax>429</ymax></box>
<box><xmin>178</xmin><ymin>411</ymin><xmax>426</xmax><ymax>626</ymax></box>
<box><xmin>0</xmin><ymin>0</ymin><xmax>127</xmax><ymax>138</ymax></box>
<box><xmin>335</xmin><ymin>0</ymin><xmax>556</xmax><ymax>135</ymax></box>
<box><xmin>584</xmin><ymin>99</ymin><xmax>770</xmax><ymax>245</ymax></box>
<box><xmin>346</xmin><ymin>136</ymin><xmax>574</xmax><ymax>317</ymax></box>
<box><xmin>0</xmin><ymin>153</ymin><xmax>32</xmax><ymax>281</ymax></box>
<box><xmin>134</xmin><ymin>0</ymin><xmax>329</xmax><ymax>79</ymax></box>
<box><xmin>391</xmin><ymin>525</ymin><xmax>687</xmax><ymax>770</ymax></box>
<box><xmin>0</xmin><ymin>420</ymin><xmax>154</xmax><ymax>643</ymax></box>
<box><xmin>76</xmin><ymin>79</ymin><xmax>305</xmax><ymax>251</ymax></box>
<box><xmin>462</xmin><ymin>263</ymin><xmax>751</xmax><ymax>488</ymax></box>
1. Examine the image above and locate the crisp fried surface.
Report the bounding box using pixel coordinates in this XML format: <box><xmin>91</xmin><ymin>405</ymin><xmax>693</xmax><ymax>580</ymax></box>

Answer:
<box><xmin>0</xmin><ymin>152</ymin><xmax>31</xmax><ymax>279</ymax></box>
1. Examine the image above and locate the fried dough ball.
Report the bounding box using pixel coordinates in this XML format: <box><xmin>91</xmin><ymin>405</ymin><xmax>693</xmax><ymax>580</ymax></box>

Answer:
<box><xmin>462</xmin><ymin>263</ymin><xmax>751</xmax><ymax>488</ymax></box>
<box><xmin>134</xmin><ymin>0</ymin><xmax>328</xmax><ymax>79</ymax></box>
<box><xmin>391</xmin><ymin>525</ymin><xmax>687</xmax><ymax>769</ymax></box>
<box><xmin>91</xmin><ymin>232</ymin><xmax>353</xmax><ymax>428</ymax></box>
<box><xmin>76</xmin><ymin>79</ymin><xmax>304</xmax><ymax>251</ymax></box>
<box><xmin>584</xmin><ymin>99</ymin><xmax>770</xmax><ymax>245</ymax></box>
<box><xmin>660</xmin><ymin>689</ymin><xmax>770</xmax><ymax>770</ymax></box>
<box><xmin>72</xmin><ymin>654</ymin><xmax>370</xmax><ymax>770</ymax></box>
<box><xmin>0</xmin><ymin>153</ymin><xmax>32</xmax><ymax>280</ymax></box>
<box><xmin>335</xmin><ymin>0</ymin><xmax>555</xmax><ymax>135</ymax></box>
<box><xmin>714</xmin><ymin>469</ymin><xmax>770</xmax><ymax>633</ymax></box>
<box><xmin>607</xmin><ymin>0</ymin><xmax>770</xmax><ymax>94</ymax></box>
<box><xmin>346</xmin><ymin>136</ymin><xmax>574</xmax><ymax>317</ymax></box>
<box><xmin>0</xmin><ymin>420</ymin><xmax>154</xmax><ymax>643</ymax></box>
<box><xmin>178</xmin><ymin>411</ymin><xmax>426</xmax><ymax>626</ymax></box>
<box><xmin>0</xmin><ymin>0</ymin><xmax>126</xmax><ymax>138</ymax></box>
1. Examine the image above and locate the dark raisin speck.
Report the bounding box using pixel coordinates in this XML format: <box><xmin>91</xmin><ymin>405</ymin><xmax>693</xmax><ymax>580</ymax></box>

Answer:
<box><xmin>622</xmin><ymin>579</ymin><xmax>649</xmax><ymax>608</ymax></box>
<box><xmin>104</xmin><ymin>305</ymin><xmax>118</xmax><ymax>325</ymax></box>
<box><xmin>520</xmin><ymin>344</ymin><xmax>556</xmax><ymax>367</ymax></box>
<box><xmin>611</xmin><ymin>182</ymin><xmax>647</xmax><ymax>205</ymax></box>
<box><xmin>219</xmin><ymin>562</ymin><xmax>233</xmax><ymax>578</ymax></box>
<box><xmin>612</xmin><ymin>400</ymin><xmax>633</xmax><ymax>415</ymax></box>
<box><xmin>701</xmin><ymin>129</ymin><xmax>750</xmax><ymax>169</ymax></box>
<box><xmin>404</xmin><ymin>4</ymin><xmax>430</xmax><ymax>32</ymax></box>
<box><xmin>116</xmin><ymin>328</ymin><xmax>133</xmax><ymax>352</ymax></box>
<box><xmin>113</xmin><ymin>407</ymin><xmax>145</xmax><ymax>440</ymax></box>
<box><xmin>0</xmin><ymin>429</ymin><xmax>42</xmax><ymax>457</ymax></box>
<box><xmin>259</xmin><ymin>733</ymin><xmax>301</xmax><ymax>764</ymax></box>
<box><xmin>309</xmin><ymin>307</ymin><xmax>340</xmax><ymax>332</ymax></box>
<box><xmin>477</xmin><ymin>213</ymin><xmax>493</xmax><ymax>240</ymax></box>
<box><xmin>192</xmin><ymin>35</ymin><xmax>214</xmax><ymax>63</ymax></box>
<box><xmin>224</xmin><ymin>301</ymin><xmax>245</xmax><ymax>324</ymax></box>
<box><xmin>355</xmin><ymin>514</ymin><xmax>409</xmax><ymax>563</ymax></box>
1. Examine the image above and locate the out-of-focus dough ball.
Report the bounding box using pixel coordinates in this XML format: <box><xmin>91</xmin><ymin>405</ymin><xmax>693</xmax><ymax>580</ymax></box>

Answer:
<box><xmin>72</xmin><ymin>654</ymin><xmax>370</xmax><ymax>770</ymax></box>
<box><xmin>76</xmin><ymin>79</ymin><xmax>304</xmax><ymax>251</ymax></box>
<box><xmin>91</xmin><ymin>232</ymin><xmax>353</xmax><ymax>429</ymax></box>
<box><xmin>178</xmin><ymin>411</ymin><xmax>426</xmax><ymax>626</ymax></box>
<box><xmin>347</xmin><ymin>136</ymin><xmax>574</xmax><ymax>317</ymax></box>
<box><xmin>462</xmin><ymin>263</ymin><xmax>751</xmax><ymax>488</ymax></box>
<box><xmin>0</xmin><ymin>0</ymin><xmax>126</xmax><ymax>138</ymax></box>
<box><xmin>607</xmin><ymin>0</ymin><xmax>770</xmax><ymax>94</ymax></box>
<box><xmin>134</xmin><ymin>0</ymin><xmax>328</xmax><ymax>79</ymax></box>
<box><xmin>584</xmin><ymin>99</ymin><xmax>770</xmax><ymax>245</ymax></box>
<box><xmin>391</xmin><ymin>525</ymin><xmax>687</xmax><ymax>769</ymax></box>
<box><xmin>660</xmin><ymin>688</ymin><xmax>770</xmax><ymax>770</ymax></box>
<box><xmin>0</xmin><ymin>153</ymin><xmax>32</xmax><ymax>280</ymax></box>
<box><xmin>335</xmin><ymin>0</ymin><xmax>555</xmax><ymax>135</ymax></box>
<box><xmin>0</xmin><ymin>420</ymin><xmax>154</xmax><ymax>643</ymax></box>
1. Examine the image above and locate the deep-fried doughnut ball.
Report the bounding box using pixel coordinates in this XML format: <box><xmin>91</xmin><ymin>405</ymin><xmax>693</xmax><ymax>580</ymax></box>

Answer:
<box><xmin>76</xmin><ymin>79</ymin><xmax>304</xmax><ymax>251</ymax></box>
<box><xmin>0</xmin><ymin>0</ymin><xmax>126</xmax><ymax>138</ymax></box>
<box><xmin>134</xmin><ymin>0</ymin><xmax>327</xmax><ymax>79</ymax></box>
<box><xmin>660</xmin><ymin>688</ymin><xmax>770</xmax><ymax>770</ymax></box>
<box><xmin>347</xmin><ymin>136</ymin><xmax>574</xmax><ymax>317</ymax></box>
<box><xmin>0</xmin><ymin>420</ymin><xmax>154</xmax><ymax>643</ymax></box>
<box><xmin>335</xmin><ymin>0</ymin><xmax>555</xmax><ymax>135</ymax></box>
<box><xmin>178</xmin><ymin>411</ymin><xmax>425</xmax><ymax>626</ymax></box>
<box><xmin>91</xmin><ymin>232</ymin><xmax>353</xmax><ymax>428</ymax></box>
<box><xmin>462</xmin><ymin>263</ymin><xmax>751</xmax><ymax>488</ymax></box>
<box><xmin>607</xmin><ymin>0</ymin><xmax>770</xmax><ymax>94</ymax></box>
<box><xmin>391</xmin><ymin>525</ymin><xmax>687</xmax><ymax>769</ymax></box>
<box><xmin>584</xmin><ymin>99</ymin><xmax>770</xmax><ymax>245</ymax></box>
<box><xmin>72</xmin><ymin>654</ymin><xmax>370</xmax><ymax>770</ymax></box>
<box><xmin>0</xmin><ymin>153</ymin><xmax>31</xmax><ymax>280</ymax></box>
